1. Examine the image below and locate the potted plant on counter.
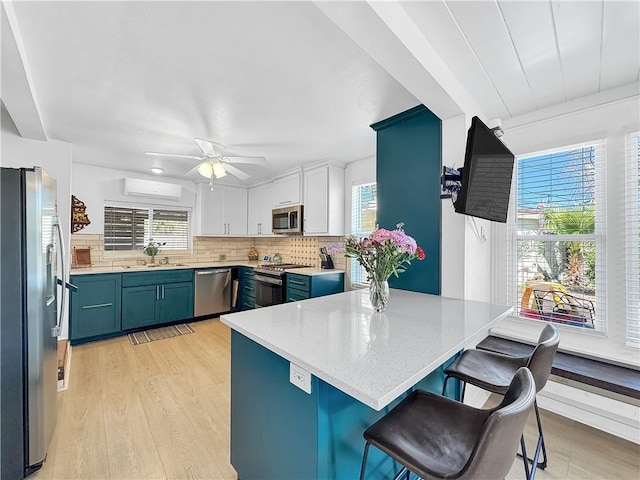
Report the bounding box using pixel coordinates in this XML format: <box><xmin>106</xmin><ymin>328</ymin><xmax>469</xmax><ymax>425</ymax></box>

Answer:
<box><xmin>143</xmin><ymin>239</ymin><xmax>166</xmax><ymax>265</ymax></box>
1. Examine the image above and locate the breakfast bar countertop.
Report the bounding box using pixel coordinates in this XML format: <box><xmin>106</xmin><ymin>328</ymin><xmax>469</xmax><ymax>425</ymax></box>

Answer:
<box><xmin>221</xmin><ymin>289</ymin><xmax>512</xmax><ymax>410</ymax></box>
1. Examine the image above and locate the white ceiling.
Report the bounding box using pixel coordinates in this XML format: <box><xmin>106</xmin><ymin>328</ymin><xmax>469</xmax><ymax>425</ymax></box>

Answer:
<box><xmin>3</xmin><ymin>1</ymin><xmax>639</xmax><ymax>185</ymax></box>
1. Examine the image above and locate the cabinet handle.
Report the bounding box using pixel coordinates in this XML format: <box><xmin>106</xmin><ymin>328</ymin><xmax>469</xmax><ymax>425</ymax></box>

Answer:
<box><xmin>156</xmin><ymin>285</ymin><xmax>159</xmax><ymax>300</ymax></box>
<box><xmin>290</xmin><ymin>279</ymin><xmax>305</xmax><ymax>285</ymax></box>
<box><xmin>162</xmin><ymin>285</ymin><xmax>165</xmax><ymax>299</ymax></box>
<box><xmin>244</xmin><ymin>286</ymin><xmax>254</xmax><ymax>291</ymax></box>
<box><xmin>279</xmin><ymin>200</ymin><xmax>292</xmax><ymax>205</ymax></box>
<box><xmin>82</xmin><ymin>302</ymin><xmax>113</xmax><ymax>309</ymax></box>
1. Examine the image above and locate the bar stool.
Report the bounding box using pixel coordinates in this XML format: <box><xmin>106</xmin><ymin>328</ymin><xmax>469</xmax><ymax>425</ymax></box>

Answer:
<box><xmin>442</xmin><ymin>324</ymin><xmax>559</xmax><ymax>480</ymax></box>
<box><xmin>359</xmin><ymin>368</ymin><xmax>536</xmax><ymax>480</ymax></box>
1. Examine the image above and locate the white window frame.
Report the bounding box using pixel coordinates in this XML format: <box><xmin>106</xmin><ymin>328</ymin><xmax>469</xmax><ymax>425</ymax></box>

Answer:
<box><xmin>103</xmin><ymin>202</ymin><xmax>192</xmax><ymax>253</ymax></box>
<box><xmin>506</xmin><ymin>140</ymin><xmax>607</xmax><ymax>334</ymax></box>
<box><xmin>350</xmin><ymin>182</ymin><xmax>377</xmax><ymax>287</ymax></box>
<box><xmin>625</xmin><ymin>132</ymin><xmax>640</xmax><ymax>348</ymax></box>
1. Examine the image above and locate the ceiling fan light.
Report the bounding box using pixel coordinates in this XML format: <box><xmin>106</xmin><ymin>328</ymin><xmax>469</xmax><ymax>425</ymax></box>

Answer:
<box><xmin>197</xmin><ymin>162</ymin><xmax>213</xmax><ymax>178</ymax></box>
<box><xmin>212</xmin><ymin>162</ymin><xmax>227</xmax><ymax>178</ymax></box>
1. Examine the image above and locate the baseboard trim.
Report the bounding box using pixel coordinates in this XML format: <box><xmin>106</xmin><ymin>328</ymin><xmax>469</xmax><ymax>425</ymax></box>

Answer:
<box><xmin>461</xmin><ymin>380</ymin><xmax>639</xmax><ymax>444</ymax></box>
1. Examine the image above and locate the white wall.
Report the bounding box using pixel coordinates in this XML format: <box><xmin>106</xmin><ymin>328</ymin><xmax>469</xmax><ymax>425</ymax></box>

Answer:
<box><xmin>2</xmin><ymin>107</ymin><xmax>73</xmax><ymax>338</ymax></box>
<box><xmin>440</xmin><ymin>115</ymin><xmax>467</xmax><ymax>299</ymax></box>
<box><xmin>71</xmin><ymin>163</ymin><xmax>197</xmax><ymax>234</ymax></box>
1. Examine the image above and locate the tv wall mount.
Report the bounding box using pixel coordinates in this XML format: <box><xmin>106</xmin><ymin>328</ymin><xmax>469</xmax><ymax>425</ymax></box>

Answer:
<box><xmin>440</xmin><ymin>166</ymin><xmax>462</xmax><ymax>200</ymax></box>
<box><xmin>441</xmin><ymin>124</ymin><xmax>504</xmax><ymax>200</ymax></box>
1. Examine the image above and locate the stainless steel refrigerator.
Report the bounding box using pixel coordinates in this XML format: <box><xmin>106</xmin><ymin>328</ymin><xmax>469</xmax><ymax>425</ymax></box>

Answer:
<box><xmin>1</xmin><ymin>166</ymin><xmax>68</xmax><ymax>478</ymax></box>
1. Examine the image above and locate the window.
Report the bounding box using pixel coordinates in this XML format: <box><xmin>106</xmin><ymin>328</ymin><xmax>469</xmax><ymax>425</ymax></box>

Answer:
<box><xmin>104</xmin><ymin>205</ymin><xmax>191</xmax><ymax>252</ymax></box>
<box><xmin>625</xmin><ymin>133</ymin><xmax>640</xmax><ymax>347</ymax></box>
<box><xmin>508</xmin><ymin>141</ymin><xmax>606</xmax><ymax>332</ymax></box>
<box><xmin>351</xmin><ymin>183</ymin><xmax>377</xmax><ymax>286</ymax></box>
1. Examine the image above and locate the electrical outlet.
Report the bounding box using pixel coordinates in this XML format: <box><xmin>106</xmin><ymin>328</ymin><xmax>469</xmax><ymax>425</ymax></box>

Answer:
<box><xmin>290</xmin><ymin>363</ymin><xmax>312</xmax><ymax>394</ymax></box>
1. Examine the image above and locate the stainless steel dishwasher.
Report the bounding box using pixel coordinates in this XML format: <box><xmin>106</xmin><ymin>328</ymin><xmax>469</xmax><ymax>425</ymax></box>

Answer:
<box><xmin>195</xmin><ymin>269</ymin><xmax>231</xmax><ymax>316</ymax></box>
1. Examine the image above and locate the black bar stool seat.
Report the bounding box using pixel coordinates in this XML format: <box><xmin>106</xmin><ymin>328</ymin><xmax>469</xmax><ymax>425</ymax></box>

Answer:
<box><xmin>444</xmin><ymin>348</ymin><xmax>527</xmax><ymax>394</ymax></box>
<box><xmin>360</xmin><ymin>368</ymin><xmax>536</xmax><ymax>480</ymax></box>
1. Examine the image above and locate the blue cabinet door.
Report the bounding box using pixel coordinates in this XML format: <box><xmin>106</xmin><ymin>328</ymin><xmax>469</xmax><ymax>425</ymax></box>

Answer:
<box><xmin>70</xmin><ymin>274</ymin><xmax>122</xmax><ymax>343</ymax></box>
<box><xmin>158</xmin><ymin>282</ymin><xmax>193</xmax><ymax>323</ymax></box>
<box><xmin>121</xmin><ymin>285</ymin><xmax>159</xmax><ymax>330</ymax></box>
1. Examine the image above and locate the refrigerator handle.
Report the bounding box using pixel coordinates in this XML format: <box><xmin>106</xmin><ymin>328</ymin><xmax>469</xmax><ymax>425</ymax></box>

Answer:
<box><xmin>52</xmin><ymin>215</ymin><xmax>67</xmax><ymax>337</ymax></box>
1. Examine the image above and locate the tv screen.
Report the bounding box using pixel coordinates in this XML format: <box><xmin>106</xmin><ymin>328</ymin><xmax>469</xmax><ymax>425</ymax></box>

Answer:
<box><xmin>454</xmin><ymin>116</ymin><xmax>515</xmax><ymax>223</ymax></box>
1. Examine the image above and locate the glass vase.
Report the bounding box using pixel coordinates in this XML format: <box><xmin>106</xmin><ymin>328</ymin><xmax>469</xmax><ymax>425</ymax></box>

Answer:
<box><xmin>369</xmin><ymin>280</ymin><xmax>390</xmax><ymax>312</ymax></box>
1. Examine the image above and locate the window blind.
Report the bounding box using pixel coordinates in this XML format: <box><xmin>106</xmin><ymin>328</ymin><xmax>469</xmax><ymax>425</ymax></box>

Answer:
<box><xmin>104</xmin><ymin>206</ymin><xmax>148</xmax><ymax>251</ymax></box>
<box><xmin>625</xmin><ymin>132</ymin><xmax>640</xmax><ymax>348</ymax></box>
<box><xmin>351</xmin><ymin>183</ymin><xmax>377</xmax><ymax>286</ymax></box>
<box><xmin>104</xmin><ymin>205</ymin><xmax>190</xmax><ymax>252</ymax></box>
<box><xmin>507</xmin><ymin>141</ymin><xmax>606</xmax><ymax>332</ymax></box>
<box><xmin>151</xmin><ymin>209</ymin><xmax>190</xmax><ymax>250</ymax></box>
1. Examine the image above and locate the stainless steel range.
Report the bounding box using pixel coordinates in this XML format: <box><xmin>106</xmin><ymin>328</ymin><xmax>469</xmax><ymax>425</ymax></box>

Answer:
<box><xmin>254</xmin><ymin>264</ymin><xmax>307</xmax><ymax>308</ymax></box>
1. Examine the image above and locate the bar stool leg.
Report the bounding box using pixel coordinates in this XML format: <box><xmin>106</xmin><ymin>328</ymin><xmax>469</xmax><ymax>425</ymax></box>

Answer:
<box><xmin>517</xmin><ymin>399</ymin><xmax>547</xmax><ymax>470</ymax></box>
<box><xmin>359</xmin><ymin>443</ymin><xmax>370</xmax><ymax>480</ymax></box>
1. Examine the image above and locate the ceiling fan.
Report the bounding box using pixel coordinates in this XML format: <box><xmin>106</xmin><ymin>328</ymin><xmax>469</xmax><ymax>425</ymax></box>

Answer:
<box><xmin>145</xmin><ymin>138</ymin><xmax>267</xmax><ymax>182</ymax></box>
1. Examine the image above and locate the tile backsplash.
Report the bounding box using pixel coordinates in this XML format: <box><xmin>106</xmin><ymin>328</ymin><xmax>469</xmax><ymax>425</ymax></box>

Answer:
<box><xmin>70</xmin><ymin>234</ymin><xmax>346</xmax><ymax>271</ymax></box>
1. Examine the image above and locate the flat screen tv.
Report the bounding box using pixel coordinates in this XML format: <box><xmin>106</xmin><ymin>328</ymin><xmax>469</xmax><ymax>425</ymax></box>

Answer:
<box><xmin>454</xmin><ymin>116</ymin><xmax>515</xmax><ymax>223</ymax></box>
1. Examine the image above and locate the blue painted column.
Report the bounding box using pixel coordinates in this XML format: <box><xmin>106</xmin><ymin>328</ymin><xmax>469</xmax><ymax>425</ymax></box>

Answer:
<box><xmin>371</xmin><ymin>105</ymin><xmax>442</xmax><ymax>295</ymax></box>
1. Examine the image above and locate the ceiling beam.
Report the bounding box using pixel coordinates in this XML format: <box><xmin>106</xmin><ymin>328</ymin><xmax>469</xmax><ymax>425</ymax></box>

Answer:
<box><xmin>314</xmin><ymin>0</ymin><xmax>483</xmax><ymax>121</ymax></box>
<box><xmin>1</xmin><ymin>1</ymin><xmax>47</xmax><ymax>140</ymax></box>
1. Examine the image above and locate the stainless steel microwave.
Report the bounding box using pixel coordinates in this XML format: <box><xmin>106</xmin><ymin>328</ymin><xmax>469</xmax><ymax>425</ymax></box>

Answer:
<box><xmin>272</xmin><ymin>205</ymin><xmax>303</xmax><ymax>234</ymax></box>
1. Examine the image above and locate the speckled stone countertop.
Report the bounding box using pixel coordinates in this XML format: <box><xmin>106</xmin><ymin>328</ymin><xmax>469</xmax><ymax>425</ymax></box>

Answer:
<box><xmin>69</xmin><ymin>261</ymin><xmax>260</xmax><ymax>275</ymax></box>
<box><xmin>285</xmin><ymin>267</ymin><xmax>344</xmax><ymax>276</ymax></box>
<box><xmin>70</xmin><ymin>263</ymin><xmax>344</xmax><ymax>276</ymax></box>
<box><xmin>221</xmin><ymin>289</ymin><xmax>512</xmax><ymax>411</ymax></box>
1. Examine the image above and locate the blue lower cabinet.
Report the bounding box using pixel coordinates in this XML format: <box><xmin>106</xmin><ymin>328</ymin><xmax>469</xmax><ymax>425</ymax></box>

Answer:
<box><xmin>70</xmin><ymin>273</ymin><xmax>122</xmax><ymax>344</ymax></box>
<box><xmin>240</xmin><ymin>267</ymin><xmax>256</xmax><ymax>310</ymax></box>
<box><xmin>230</xmin><ymin>331</ymin><xmax>460</xmax><ymax>479</ymax></box>
<box><xmin>120</xmin><ymin>270</ymin><xmax>194</xmax><ymax>330</ymax></box>
<box><xmin>285</xmin><ymin>272</ymin><xmax>344</xmax><ymax>302</ymax></box>
<box><xmin>122</xmin><ymin>281</ymin><xmax>193</xmax><ymax>330</ymax></box>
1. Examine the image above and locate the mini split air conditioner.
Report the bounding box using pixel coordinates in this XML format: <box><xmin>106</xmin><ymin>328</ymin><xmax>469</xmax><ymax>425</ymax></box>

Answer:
<box><xmin>123</xmin><ymin>178</ymin><xmax>182</xmax><ymax>200</ymax></box>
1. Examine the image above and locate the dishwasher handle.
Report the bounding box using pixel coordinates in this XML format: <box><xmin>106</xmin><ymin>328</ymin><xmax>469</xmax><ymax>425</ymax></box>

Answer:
<box><xmin>196</xmin><ymin>269</ymin><xmax>231</xmax><ymax>275</ymax></box>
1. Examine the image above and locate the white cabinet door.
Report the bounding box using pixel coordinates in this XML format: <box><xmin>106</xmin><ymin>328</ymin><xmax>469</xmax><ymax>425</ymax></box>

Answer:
<box><xmin>200</xmin><ymin>185</ymin><xmax>247</xmax><ymax>235</ymax></box>
<box><xmin>273</xmin><ymin>172</ymin><xmax>301</xmax><ymax>206</ymax></box>
<box><xmin>248</xmin><ymin>183</ymin><xmax>274</xmax><ymax>235</ymax></box>
<box><xmin>303</xmin><ymin>164</ymin><xmax>345</xmax><ymax>235</ymax></box>
<box><xmin>225</xmin><ymin>186</ymin><xmax>248</xmax><ymax>235</ymax></box>
<box><xmin>200</xmin><ymin>186</ymin><xmax>226</xmax><ymax>235</ymax></box>
<box><xmin>303</xmin><ymin>167</ymin><xmax>328</xmax><ymax>234</ymax></box>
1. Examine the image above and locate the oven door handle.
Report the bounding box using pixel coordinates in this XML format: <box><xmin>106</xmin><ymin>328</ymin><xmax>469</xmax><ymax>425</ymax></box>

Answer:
<box><xmin>254</xmin><ymin>274</ymin><xmax>283</xmax><ymax>286</ymax></box>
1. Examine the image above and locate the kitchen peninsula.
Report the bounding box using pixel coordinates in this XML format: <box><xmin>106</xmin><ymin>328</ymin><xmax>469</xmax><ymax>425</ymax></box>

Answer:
<box><xmin>221</xmin><ymin>289</ymin><xmax>512</xmax><ymax>480</ymax></box>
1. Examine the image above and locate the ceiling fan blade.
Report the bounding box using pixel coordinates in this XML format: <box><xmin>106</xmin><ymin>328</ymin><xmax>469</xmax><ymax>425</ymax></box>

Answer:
<box><xmin>146</xmin><ymin>152</ymin><xmax>204</xmax><ymax>160</ymax></box>
<box><xmin>184</xmin><ymin>163</ymin><xmax>207</xmax><ymax>177</ymax></box>
<box><xmin>194</xmin><ymin>138</ymin><xmax>224</xmax><ymax>157</ymax></box>
<box><xmin>221</xmin><ymin>155</ymin><xmax>267</xmax><ymax>166</ymax></box>
<box><xmin>223</xmin><ymin>163</ymin><xmax>251</xmax><ymax>180</ymax></box>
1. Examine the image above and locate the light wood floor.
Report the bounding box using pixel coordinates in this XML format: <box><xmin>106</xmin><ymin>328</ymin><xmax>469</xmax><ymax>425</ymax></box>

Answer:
<box><xmin>33</xmin><ymin>319</ymin><xmax>639</xmax><ymax>480</ymax></box>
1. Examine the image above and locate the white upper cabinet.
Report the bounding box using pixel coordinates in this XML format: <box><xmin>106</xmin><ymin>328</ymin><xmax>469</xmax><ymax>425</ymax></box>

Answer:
<box><xmin>199</xmin><ymin>184</ymin><xmax>248</xmax><ymax>236</ymax></box>
<box><xmin>248</xmin><ymin>182</ymin><xmax>274</xmax><ymax>235</ymax></box>
<box><xmin>272</xmin><ymin>172</ymin><xmax>302</xmax><ymax>206</ymax></box>
<box><xmin>303</xmin><ymin>164</ymin><xmax>344</xmax><ymax>236</ymax></box>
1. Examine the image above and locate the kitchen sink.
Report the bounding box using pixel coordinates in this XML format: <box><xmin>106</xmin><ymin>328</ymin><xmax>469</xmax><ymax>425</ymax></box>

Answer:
<box><xmin>121</xmin><ymin>263</ymin><xmax>191</xmax><ymax>269</ymax></box>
